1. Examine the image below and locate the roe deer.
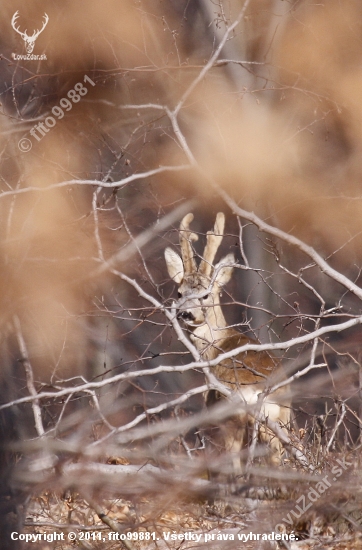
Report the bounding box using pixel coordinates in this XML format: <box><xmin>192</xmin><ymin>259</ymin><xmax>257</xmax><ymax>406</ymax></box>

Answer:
<box><xmin>165</xmin><ymin>212</ymin><xmax>290</xmax><ymax>468</ymax></box>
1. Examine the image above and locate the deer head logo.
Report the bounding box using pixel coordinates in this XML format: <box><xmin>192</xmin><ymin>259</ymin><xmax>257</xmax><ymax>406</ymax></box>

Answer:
<box><xmin>11</xmin><ymin>11</ymin><xmax>49</xmax><ymax>54</ymax></box>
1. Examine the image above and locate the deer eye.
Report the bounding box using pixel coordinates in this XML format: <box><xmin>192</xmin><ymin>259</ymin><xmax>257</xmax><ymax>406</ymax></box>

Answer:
<box><xmin>177</xmin><ymin>291</ymin><xmax>182</xmax><ymax>298</ymax></box>
<box><xmin>203</xmin><ymin>294</ymin><xmax>210</xmax><ymax>300</ymax></box>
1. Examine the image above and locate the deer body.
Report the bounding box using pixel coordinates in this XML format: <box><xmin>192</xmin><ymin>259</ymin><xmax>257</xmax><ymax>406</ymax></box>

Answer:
<box><xmin>165</xmin><ymin>212</ymin><xmax>289</xmax><ymax>467</ymax></box>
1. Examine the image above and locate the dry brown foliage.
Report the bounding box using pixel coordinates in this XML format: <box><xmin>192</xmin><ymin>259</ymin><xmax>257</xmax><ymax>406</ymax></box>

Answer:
<box><xmin>1</xmin><ymin>1</ymin><xmax>362</xmax><ymax>549</ymax></box>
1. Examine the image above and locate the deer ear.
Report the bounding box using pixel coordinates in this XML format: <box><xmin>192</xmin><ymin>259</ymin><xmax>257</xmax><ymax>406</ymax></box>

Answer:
<box><xmin>214</xmin><ymin>253</ymin><xmax>235</xmax><ymax>287</ymax></box>
<box><xmin>165</xmin><ymin>248</ymin><xmax>184</xmax><ymax>283</ymax></box>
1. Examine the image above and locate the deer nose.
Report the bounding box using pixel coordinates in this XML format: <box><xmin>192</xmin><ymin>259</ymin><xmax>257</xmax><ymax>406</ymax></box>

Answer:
<box><xmin>177</xmin><ymin>311</ymin><xmax>195</xmax><ymax>321</ymax></box>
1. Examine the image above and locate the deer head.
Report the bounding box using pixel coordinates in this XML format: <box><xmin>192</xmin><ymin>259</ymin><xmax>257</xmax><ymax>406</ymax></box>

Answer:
<box><xmin>165</xmin><ymin>213</ymin><xmax>235</xmax><ymax>338</ymax></box>
<box><xmin>12</xmin><ymin>11</ymin><xmax>49</xmax><ymax>54</ymax></box>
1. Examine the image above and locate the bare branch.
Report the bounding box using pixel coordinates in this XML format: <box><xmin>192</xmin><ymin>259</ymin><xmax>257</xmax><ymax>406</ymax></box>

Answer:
<box><xmin>217</xmin><ymin>187</ymin><xmax>362</xmax><ymax>302</ymax></box>
<box><xmin>0</xmin><ymin>165</ymin><xmax>192</xmax><ymax>200</ymax></box>
<box><xmin>13</xmin><ymin>315</ymin><xmax>44</xmax><ymax>437</ymax></box>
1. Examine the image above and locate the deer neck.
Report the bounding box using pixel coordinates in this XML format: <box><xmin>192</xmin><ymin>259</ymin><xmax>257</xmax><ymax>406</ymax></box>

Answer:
<box><xmin>191</xmin><ymin>300</ymin><xmax>231</xmax><ymax>358</ymax></box>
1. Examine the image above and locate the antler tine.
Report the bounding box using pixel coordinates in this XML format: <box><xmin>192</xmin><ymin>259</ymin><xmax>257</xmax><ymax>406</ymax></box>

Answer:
<box><xmin>179</xmin><ymin>213</ymin><xmax>198</xmax><ymax>275</ymax></box>
<box><xmin>199</xmin><ymin>212</ymin><xmax>225</xmax><ymax>277</ymax></box>
<box><xmin>12</xmin><ymin>11</ymin><xmax>19</xmax><ymax>25</ymax></box>
<box><xmin>11</xmin><ymin>11</ymin><xmax>24</xmax><ymax>36</ymax></box>
<box><xmin>34</xmin><ymin>13</ymin><xmax>49</xmax><ymax>37</ymax></box>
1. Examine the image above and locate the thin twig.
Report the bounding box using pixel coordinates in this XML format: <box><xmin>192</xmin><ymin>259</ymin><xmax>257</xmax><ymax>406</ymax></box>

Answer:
<box><xmin>91</xmin><ymin>201</ymin><xmax>196</xmax><ymax>277</ymax></box>
<box><xmin>326</xmin><ymin>402</ymin><xmax>346</xmax><ymax>453</ymax></box>
<box><xmin>84</xmin><ymin>497</ymin><xmax>135</xmax><ymax>550</ymax></box>
<box><xmin>13</xmin><ymin>315</ymin><xmax>44</xmax><ymax>437</ymax></box>
<box><xmin>0</xmin><ymin>165</ymin><xmax>192</xmax><ymax>200</ymax></box>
